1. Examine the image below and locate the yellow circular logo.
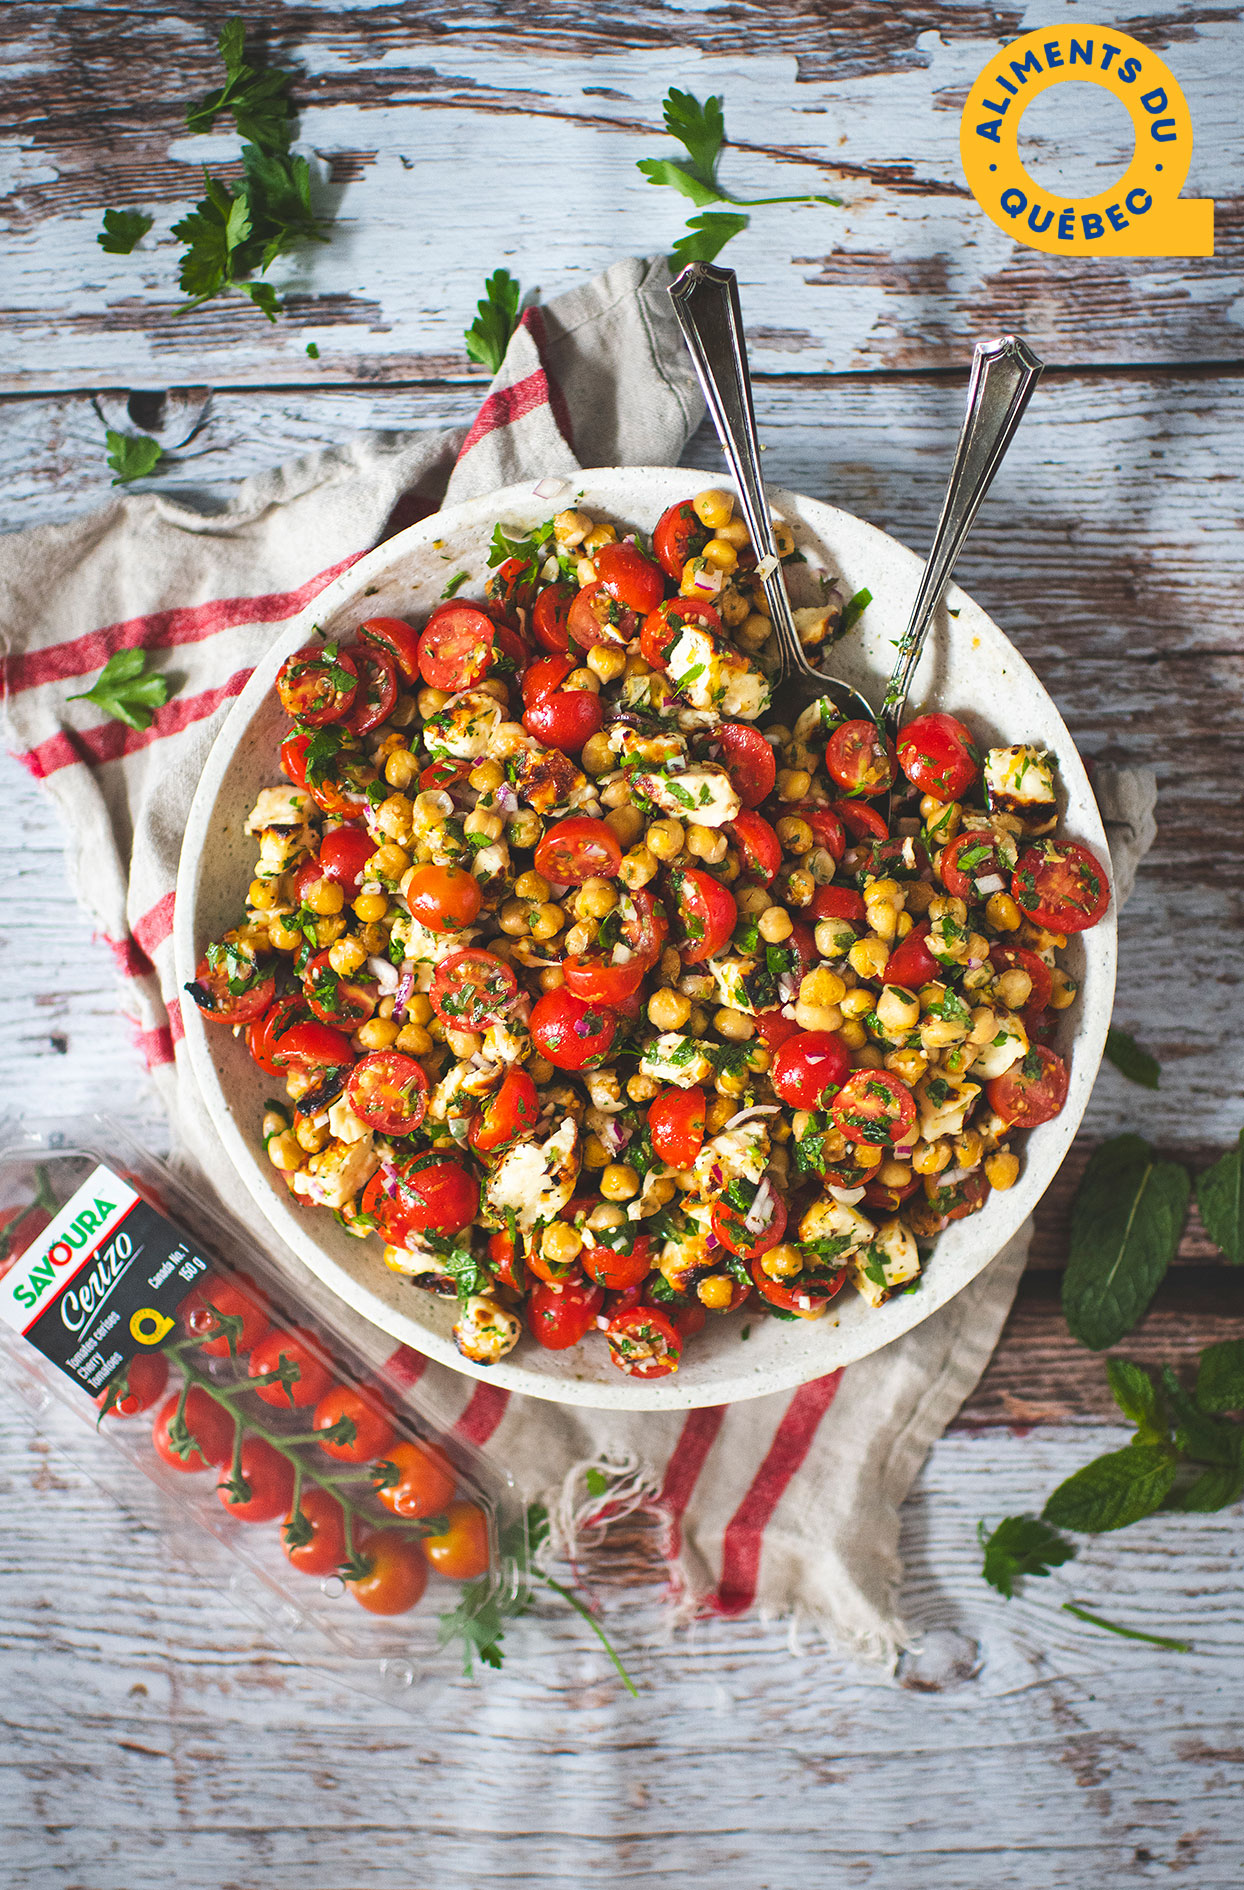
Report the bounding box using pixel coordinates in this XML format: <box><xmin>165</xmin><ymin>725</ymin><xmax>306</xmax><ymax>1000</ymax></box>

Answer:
<box><xmin>960</xmin><ymin>24</ymin><xmax>1213</xmax><ymax>256</ymax></box>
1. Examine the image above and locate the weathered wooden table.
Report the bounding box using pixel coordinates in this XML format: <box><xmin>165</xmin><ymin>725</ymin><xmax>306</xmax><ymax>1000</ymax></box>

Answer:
<box><xmin>2</xmin><ymin>6</ymin><xmax>1242</xmax><ymax>1885</ymax></box>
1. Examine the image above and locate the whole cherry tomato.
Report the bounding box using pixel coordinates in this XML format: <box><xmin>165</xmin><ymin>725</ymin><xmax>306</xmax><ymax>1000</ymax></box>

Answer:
<box><xmin>581</xmin><ymin>1232</ymin><xmax>654</xmax><ymax>1292</ymax></box>
<box><xmin>523</xmin><ymin>689</ymin><xmax>603</xmax><ymax>751</ymax></box>
<box><xmin>361</xmin><ymin>1155</ymin><xmax>480</xmax><ymax>1243</ymax></box>
<box><xmin>218</xmin><ymin>1436</ymin><xmax>295</xmax><ymax>1524</ymax></box>
<box><xmin>180</xmin><ymin>1271</ymin><xmax>271</xmax><ymax>1359</ymax></box>
<box><xmin>246</xmin><ymin>999</ymin><xmax>353</xmax><ymax>1078</ymax></box>
<box><xmin>283</xmin><ymin>1484</ymin><xmax>348</xmax><ymax>1576</ymax></box>
<box><xmin>316</xmin><ymin>824</ymin><xmax>378</xmax><ymax>899</ymax></box>
<box><xmin>881</xmin><ymin>922</ymin><xmax>941</xmax><ymax>990</ymax></box>
<box><xmin>770</xmin><ymin>1031</ymin><xmax>851</xmax><ymax>1108</ymax></box>
<box><xmin>97</xmin><ymin>1351</ymin><xmax>168</xmax><ymax>1418</ymax></box>
<box><xmin>897</xmin><ymin>712</ymin><xmax>979</xmax><ymax>800</ymax></box>
<box><xmin>248</xmin><ymin>1327</ymin><xmax>335</xmax><ymax>1410</ymax></box>
<box><xmin>312</xmin><ymin>1384</ymin><xmax>397</xmax><ymax>1464</ymax></box>
<box><xmin>647</xmin><ymin>1087</ymin><xmax>706</xmax><ymax>1167</ymax></box>
<box><xmin>347</xmin><ymin>1531</ymin><xmax>429</xmax><ymax>1615</ymax></box>
<box><xmin>652</xmin><ymin>498</ymin><xmax>711</xmax><ymax>580</ymax></box>
<box><xmin>529</xmin><ymin>989</ymin><xmax>617</xmax><ymax>1070</ymax></box>
<box><xmin>373</xmin><ymin>1438</ymin><xmax>457</xmax><ymax>1519</ymax></box>
<box><xmin>422</xmin><ymin>1499</ymin><xmax>491</xmax><ymax>1580</ymax></box>
<box><xmin>404</xmin><ymin>863</ymin><xmax>483</xmax><ymax>933</ymax></box>
<box><xmin>152</xmin><ymin>1388</ymin><xmax>234</xmax><ymax>1472</ymax></box>
<box><xmin>528</xmin><ymin>1278</ymin><xmax>604</xmax><ymax>1349</ymax></box>
<box><xmin>594</xmin><ymin>540</ymin><xmax>665</xmax><ymax>613</ymax></box>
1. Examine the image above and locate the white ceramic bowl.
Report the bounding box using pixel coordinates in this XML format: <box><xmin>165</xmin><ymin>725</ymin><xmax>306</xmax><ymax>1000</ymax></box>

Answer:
<box><xmin>176</xmin><ymin>468</ymin><xmax>1115</xmax><ymax>1410</ymax></box>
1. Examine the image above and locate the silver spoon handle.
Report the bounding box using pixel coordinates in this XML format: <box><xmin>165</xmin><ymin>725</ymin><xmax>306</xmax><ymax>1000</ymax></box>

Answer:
<box><xmin>668</xmin><ymin>261</ymin><xmax>805</xmax><ymax>682</ymax></box>
<box><xmin>881</xmin><ymin>335</ymin><xmax>1044</xmax><ymax>741</ymax></box>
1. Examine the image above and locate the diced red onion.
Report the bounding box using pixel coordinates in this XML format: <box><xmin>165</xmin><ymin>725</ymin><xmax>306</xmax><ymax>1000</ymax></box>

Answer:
<box><xmin>600</xmin><ymin>1119</ymin><xmax>632</xmax><ymax>1155</ymax></box>
<box><xmin>723</xmin><ymin>1104</ymin><xmax>780</xmax><ymax>1130</ymax></box>
<box><xmin>368</xmin><ymin>955</ymin><xmax>401</xmax><ymax>996</ymax></box>
<box><xmin>744</xmin><ymin>1177</ymin><xmax>775</xmax><ymax>1235</ymax></box>
<box><xmin>975</xmin><ymin>873</ymin><xmax>1006</xmax><ymax>896</ymax></box>
<box><xmin>778</xmin><ymin>972</ymin><xmax>800</xmax><ymax>1004</ymax></box>
<box><xmin>692</xmin><ymin>566</ymin><xmax>723</xmax><ymax>595</ymax></box>
<box><xmin>828</xmin><ymin>1184</ymin><xmax>867</xmax><ymax>1206</ymax></box>
<box><xmin>755</xmin><ymin>553</ymin><xmax>780</xmax><ymax>581</ymax></box>
<box><xmin>392</xmin><ymin>968</ymin><xmax>415</xmax><ymax>1021</ymax></box>
<box><xmin>533</xmin><ymin>476</ymin><xmax>570</xmax><ymax>500</ymax></box>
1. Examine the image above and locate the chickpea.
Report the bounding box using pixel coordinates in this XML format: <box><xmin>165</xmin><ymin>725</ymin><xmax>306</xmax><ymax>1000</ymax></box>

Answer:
<box><xmin>577</xmin><ymin>876</ymin><xmax>617</xmax><ymax>920</ymax></box>
<box><xmin>565</xmin><ymin>666</ymin><xmax>600</xmax><ymax>696</ymax></box>
<box><xmin>853</xmin><ymin>1044</ymin><xmax>886</xmax><ymax>1071</ymax></box>
<box><xmin>921</xmin><ymin>797</ymin><xmax>962</xmax><ymax>844</ymax></box>
<box><xmin>528</xmin><ymin>1055</ymin><xmax>555</xmax><ymax>1084</ymax></box>
<box><xmin>686</xmin><ymin>824</ymin><xmax>727</xmax><ymax>865</ymax></box>
<box><xmin>498</xmin><ymin>898</ymin><xmax>531</xmax><ymax>936</ymax></box>
<box><xmin>302</xmin><ymin>876</ymin><xmax>343</xmax><ymax>917</ymax></box>
<box><xmin>714</xmin><ymin>1006</ymin><xmax>755</xmax><ymax>1042</ymax></box>
<box><xmin>912</xmin><ymin>1139</ymin><xmax>952</xmax><ymax>1176</ymax></box>
<box><xmin>417</xmin><ymin>687</ymin><xmax>449</xmax><ymax>721</ymax></box>
<box><xmin>696</xmin><ymin>1274</ymin><xmax>735</xmax><ymax>1310</ymax></box>
<box><xmin>692</xmin><ymin>489</ymin><xmax>734</xmax><ymax>530</ymax></box>
<box><xmin>600</xmin><ymin>1163</ymin><xmax>641</xmax><ymax>1202</ymax></box>
<box><xmin>838</xmin><ymin>988</ymin><xmax>873</xmax><ymax>1019</ymax></box>
<box><xmin>1049</xmin><ymin>967</ymin><xmax>1078</xmax><ymax>1010</ymax></box>
<box><xmin>685</xmin><ymin>1003</ymin><xmax>712</xmax><ymax>1037</ymax></box>
<box><xmin>757</xmin><ymin>905</ymin><xmax>793</xmax><ymax>944</ymax></box>
<box><xmin>746</xmin><ymin>1042</ymin><xmax>771</xmax><ymax>1073</ymax></box>
<box><xmin>542</xmin><ymin>1222</ymin><xmax>583</xmax><ymax>1267</ymax></box>
<box><xmin>905</xmin><ymin>880</ymin><xmax>935</xmax><ymax>917</ymax></box>
<box><xmin>605</xmin><ymin>803</ymin><xmax>644</xmax><ymax>847</ymax></box>
<box><xmin>647</xmin><ymin>818</ymin><xmax>685</xmax><ymax>861</ymax></box>
<box><xmin>588</xmin><ymin>1202</ymin><xmax>627</xmax><ymax>1233</ymax></box>
<box><xmin>737</xmin><ymin>885</ymin><xmax>772</xmax><ymax>919</ymax></box>
<box><xmin>715</xmin><ymin>1066</ymin><xmax>749</xmax><ymax>1097</ymax></box>
<box><xmin>701</xmin><ymin>1096</ymin><xmax>732</xmax><ymax>1134</ymax></box>
<box><xmin>554</xmin><ymin>507</ymin><xmax>592</xmax><ymax>548</ymax></box>
<box><xmin>627</xmin><ymin>1072</ymin><xmax>658</xmax><ymax>1103</ymax></box>
<box><xmin>760</xmin><ymin>1242</ymin><xmax>803</xmax><ymax>1283</ymax></box>
<box><xmin>530</xmin><ymin>903</ymin><xmax>563</xmax><ymax>942</ymax></box>
<box><xmin>886</xmin><ymin>1045</ymin><xmax>928</xmax><ymax>1085</ymax></box>
<box><xmin>648</xmin><ymin>987</ymin><xmax>692</xmax><ymax>1031</ymax></box>
<box><xmin>583</xmin><ymin>523</ymin><xmax>617</xmax><ymax>555</ymax></box>
<box><xmin>372</xmin><ymin>843</ymin><xmax>412</xmax><ymax>882</ymax></box>
<box><xmin>352</xmin><ymin>892</ymin><xmax>388</xmax><ymax>924</ymax></box>
<box><xmin>701</xmin><ymin>536</ymin><xmax>738</xmax><ymax>574</ymax></box>
<box><xmin>737</xmin><ymin>614</ymin><xmax>771</xmax><ymax>653</ymax></box>
<box><xmin>775</xmin><ymin>815</ymin><xmax>813</xmax><ymax>855</ymax></box>
<box><xmin>619</xmin><ymin>845</ymin><xmax>657</xmax><ymax>889</ymax></box>
<box><xmin>838</xmin><ymin>1019</ymin><xmax>867</xmax><ymax>1050</ymax></box>
<box><xmin>508</xmin><ymin>809</ymin><xmax>543</xmax><ymax>850</ymax></box>
<box><xmin>801</xmin><ymin>969</ymin><xmax>846</xmax><ymax>1009</ymax></box>
<box><xmin>581</xmin><ymin>731</ymin><xmax>616</xmax><ymax>775</ymax></box>
<box><xmin>582</xmin><ymin>1134</ymin><xmax>610</xmax><ymax>1170</ymax></box>
<box><xmin>985</xmin><ymin>1150</ymin><xmax>1020</xmax><ymax>1190</ymax></box>
<box><xmin>539</xmin><ymin>965</ymin><xmax>566</xmax><ymax>992</ymax></box>
<box><xmin>586</xmin><ymin>644</ymin><xmax>627</xmax><ymax>684</ymax></box>
<box><xmin>514</xmin><ymin>870</ymin><xmax>550</xmax><ymax>902</ymax></box>
<box><xmin>875</xmin><ymin>985</ymin><xmax>919</xmax><ymax>1034</ymax></box>
<box><xmin>354</xmin><ymin>1016</ymin><xmax>398</xmax><ymax>1053</ymax></box>
<box><xmin>785</xmin><ymin>869</ymin><xmax>815</xmax><ymax>908</ymax></box>
<box><xmin>328</xmin><ymin>936</ymin><xmax>369</xmax><ymax>978</ymax></box>
<box><xmin>955</xmin><ymin>1129</ymin><xmax>984</xmax><ymax>1170</ymax></box>
<box><xmin>848</xmin><ymin>937</ymin><xmax>890</xmax><ymax>981</ymax></box>
<box><xmin>267</xmin><ymin>1130</ymin><xmax>302</xmax><ymax>1173</ymax></box>
<box><xmin>854</xmin><ymin>1142</ymin><xmax>883</xmax><ymax>1169</ymax></box>
<box><xmin>985</xmin><ymin>890</ymin><xmax>1022</xmax><ymax>933</ymax></box>
<box><xmin>777</xmin><ymin>768</ymin><xmax>812</xmax><ymax>803</ymax></box>
<box><xmin>995</xmin><ymin>967</ymin><xmax>1033</xmax><ymax>1010</ymax></box>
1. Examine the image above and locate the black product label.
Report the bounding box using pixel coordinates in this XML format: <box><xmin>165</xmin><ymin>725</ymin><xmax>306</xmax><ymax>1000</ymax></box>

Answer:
<box><xmin>0</xmin><ymin>1164</ymin><xmax>211</xmax><ymax>1395</ymax></box>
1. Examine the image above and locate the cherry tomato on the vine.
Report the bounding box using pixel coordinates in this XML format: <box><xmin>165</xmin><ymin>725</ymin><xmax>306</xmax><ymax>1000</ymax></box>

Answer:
<box><xmin>283</xmin><ymin>1485</ymin><xmax>348</xmax><ymax>1576</ymax></box>
<box><xmin>422</xmin><ymin>1500</ymin><xmax>491</xmax><ymax>1581</ymax></box>
<box><xmin>347</xmin><ymin>1531</ymin><xmax>429</xmax><ymax>1615</ymax></box>
<box><xmin>218</xmin><ymin>1437</ymin><xmax>295</xmax><ymax>1524</ymax></box>
<box><xmin>373</xmin><ymin>1438</ymin><xmax>457</xmax><ymax>1519</ymax></box>
<box><xmin>248</xmin><ymin>1327</ymin><xmax>335</xmax><ymax>1410</ymax></box>
<box><xmin>313</xmin><ymin>1384</ymin><xmax>397</xmax><ymax>1464</ymax></box>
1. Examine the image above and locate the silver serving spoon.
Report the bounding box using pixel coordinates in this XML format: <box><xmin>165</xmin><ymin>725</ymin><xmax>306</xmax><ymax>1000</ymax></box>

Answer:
<box><xmin>668</xmin><ymin>261</ymin><xmax>874</xmax><ymax>728</ymax></box>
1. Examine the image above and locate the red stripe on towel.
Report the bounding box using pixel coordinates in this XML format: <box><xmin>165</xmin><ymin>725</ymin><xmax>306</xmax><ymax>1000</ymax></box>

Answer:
<box><xmin>709</xmin><ymin>1372</ymin><xmax>843</xmax><ymax>1617</ymax></box>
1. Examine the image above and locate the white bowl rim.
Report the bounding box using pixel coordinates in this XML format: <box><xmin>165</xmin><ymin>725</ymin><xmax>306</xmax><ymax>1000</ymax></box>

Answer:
<box><xmin>175</xmin><ymin>467</ymin><xmax>1116</xmax><ymax>1410</ymax></box>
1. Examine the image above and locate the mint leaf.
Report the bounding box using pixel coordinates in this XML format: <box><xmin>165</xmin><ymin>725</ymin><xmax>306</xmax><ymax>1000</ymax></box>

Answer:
<box><xmin>1105</xmin><ymin>1026</ymin><xmax>1161</xmax><ymax>1089</ymax></box>
<box><xmin>1105</xmin><ymin>1357</ymin><xmax>1165</xmax><ymax>1441</ymax></box>
<box><xmin>98</xmin><ymin>208</ymin><xmax>152</xmax><ymax>254</ymax></box>
<box><xmin>979</xmin><ymin>1514</ymin><xmax>1076</xmax><ymax>1598</ymax></box>
<box><xmin>1043</xmin><ymin>1442</ymin><xmax>1177</xmax><ymax>1534</ymax></box>
<box><xmin>1196</xmin><ymin>1337</ymin><xmax>1244</xmax><ymax>1413</ymax></box>
<box><xmin>1061</xmin><ymin>1135</ymin><xmax>1190</xmax><ymax>1349</ymax></box>
<box><xmin>1176</xmin><ymin>1447</ymin><xmax>1244</xmax><ymax>1513</ymax></box>
<box><xmin>67</xmin><ymin>647</ymin><xmax>170</xmax><ymax>731</ymax></box>
<box><xmin>838</xmin><ymin>587</ymin><xmax>872</xmax><ymax>636</ymax></box>
<box><xmin>1196</xmin><ymin>1128</ymin><xmax>1244</xmax><ymax>1265</ymax></box>
<box><xmin>465</xmin><ymin>269</ymin><xmax>522</xmax><ymax>374</ymax></box>
<box><xmin>104</xmin><ymin>430</ymin><xmax>163</xmax><ymax>485</ymax></box>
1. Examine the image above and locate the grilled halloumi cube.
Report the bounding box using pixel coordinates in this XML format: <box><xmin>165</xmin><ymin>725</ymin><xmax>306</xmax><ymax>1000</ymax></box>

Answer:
<box><xmin>798</xmin><ymin>1195</ymin><xmax>876</xmax><ymax>1258</ymax></box>
<box><xmin>423</xmin><ymin>690</ymin><xmax>503</xmax><ymax>760</ymax></box>
<box><xmin>984</xmin><ymin>745</ymin><xmax>1057</xmax><ymax>833</ymax></box>
<box><xmin>391</xmin><ymin>911</ymin><xmax>477</xmax><ymax>990</ymax></box>
<box><xmin>245</xmin><ymin>785</ymin><xmax>315</xmax><ymax>833</ymax></box>
<box><xmin>482</xmin><ymin>1018</ymin><xmax>531</xmax><ymax>1067</ymax></box>
<box><xmin>849</xmin><ymin>1217</ymin><xmax>920</xmax><ymax>1307</ymax></box>
<box><xmin>484</xmin><ymin>1117</ymin><xmax>580</xmax><ymax>1234</ymax></box>
<box><xmin>915</xmin><ymin>1071</ymin><xmax>981</xmax><ymax>1141</ymax></box>
<box><xmin>429</xmin><ymin>1057</ymin><xmax>500</xmax><ymax>1123</ymax></box>
<box><xmin>658</xmin><ymin>1201</ymin><xmax>716</xmax><ymax>1289</ymax></box>
<box><xmin>969</xmin><ymin>1013</ymin><xmax>1029</xmax><ymax>1081</ymax></box>
<box><xmin>710</xmin><ymin>955</ymin><xmax>758</xmax><ymax>1015</ymax></box>
<box><xmin>665</xmin><ymin>623</ymin><xmax>769</xmax><ymax>722</ymax></box>
<box><xmin>510</xmin><ymin>739</ymin><xmax>588</xmax><ymax>812</ymax></box>
<box><xmin>327</xmin><ymin>1096</ymin><xmax>371</xmax><ymax>1145</ymax></box>
<box><xmin>690</xmin><ymin>1123</ymin><xmax>770</xmax><ymax>1200</ymax></box>
<box><xmin>246</xmin><ymin>785</ymin><xmax>318</xmax><ymax>881</ymax></box>
<box><xmin>291</xmin><ymin>1134</ymin><xmax>379</xmax><ymax>1211</ymax></box>
<box><xmin>383</xmin><ymin>1238</ymin><xmax>454</xmax><ymax>1291</ymax></box>
<box><xmin>608</xmin><ymin>724</ymin><xmax>687</xmax><ymax>769</ymax></box>
<box><xmin>632</xmin><ymin>763</ymin><xmax>741</xmax><ymax>828</ymax></box>
<box><xmin>639</xmin><ymin>1033</ymin><xmax>716</xmax><ymax>1088</ymax></box>
<box><xmin>454</xmin><ymin>1295</ymin><xmax>522</xmax><ymax>1365</ymax></box>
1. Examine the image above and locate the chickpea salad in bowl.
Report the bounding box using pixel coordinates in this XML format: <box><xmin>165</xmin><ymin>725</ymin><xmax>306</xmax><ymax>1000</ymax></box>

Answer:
<box><xmin>184</xmin><ymin>479</ymin><xmax>1112</xmax><ymax>1391</ymax></box>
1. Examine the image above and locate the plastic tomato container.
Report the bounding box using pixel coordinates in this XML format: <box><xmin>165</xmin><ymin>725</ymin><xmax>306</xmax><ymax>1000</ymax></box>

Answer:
<box><xmin>0</xmin><ymin>1122</ymin><xmax>525</xmax><ymax>1701</ymax></box>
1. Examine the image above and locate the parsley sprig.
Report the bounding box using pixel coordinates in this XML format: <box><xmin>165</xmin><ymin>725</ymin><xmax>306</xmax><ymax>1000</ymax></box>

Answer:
<box><xmin>105</xmin><ymin>430</ymin><xmax>163</xmax><ymax>486</ymax></box>
<box><xmin>637</xmin><ymin>87</ymin><xmax>839</xmax><ymax>266</ymax></box>
<box><xmin>67</xmin><ymin>648</ymin><xmax>170</xmax><ymax>731</ymax></box>
<box><xmin>464</xmin><ymin>268</ymin><xmax>523</xmax><ymax>373</ymax></box>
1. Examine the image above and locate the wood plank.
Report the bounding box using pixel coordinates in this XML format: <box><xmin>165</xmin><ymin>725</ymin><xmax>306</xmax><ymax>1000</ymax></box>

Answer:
<box><xmin>1</xmin><ymin>2</ymin><xmax>1240</xmax><ymax>388</ymax></box>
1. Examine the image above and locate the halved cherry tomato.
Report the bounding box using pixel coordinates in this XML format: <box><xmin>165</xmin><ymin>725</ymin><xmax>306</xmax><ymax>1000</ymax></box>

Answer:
<box><xmin>987</xmin><ymin>1045</ymin><xmax>1070</xmax><ymax>1128</ymax></box>
<box><xmin>188</xmin><ymin>948</ymin><xmax>275</xmax><ymax>1025</ymax></box>
<box><xmin>535</xmin><ymin>816</ymin><xmax>622</xmax><ymax>886</ymax></box>
<box><xmin>811</xmin><ymin>884</ymin><xmax>867</xmax><ymax>926</ymax></box>
<box><xmin>362</xmin><ymin>1154</ymin><xmax>480</xmax><ymax>1242</ymax></box>
<box><xmin>523</xmin><ymin>689</ymin><xmax>603</xmax><ymax>750</ymax></box>
<box><xmin>313</xmin><ymin>1385</ymin><xmax>397</xmax><ymax>1464</ymax></box>
<box><xmin>653</xmin><ymin>499</ymin><xmax>711</xmax><ymax>581</ymax></box>
<box><xmin>862</xmin><ymin>1173</ymin><xmax>922</xmax><ymax>1215</ymax></box>
<box><xmin>248</xmin><ymin>1327</ymin><xmax>335</xmax><ymax>1409</ymax></box>
<box><xmin>417</xmin><ymin>603</ymin><xmax>499</xmax><ymax>691</ymax></box>
<box><xmin>344</xmin><ymin>644</ymin><xmax>398</xmax><ymax>735</ymax></box>
<box><xmin>317</xmin><ymin>824</ymin><xmax>378</xmax><ymax>900</ymax></box>
<box><xmin>897</xmin><ymin>712</ymin><xmax>979</xmax><ymax>800</ymax></box>
<box><xmin>522</xmin><ymin>653</ymin><xmax>576</xmax><ymax>708</ymax></box>
<box><xmin>639</xmin><ymin>596</ymin><xmax>721</xmax><ymax>669</ymax></box>
<box><xmin>648</xmin><ymin>1086</ymin><xmax>706</xmax><ymax>1167</ymax></box>
<box><xmin>716</xmin><ymin>722</ymin><xmax>776</xmax><ymax>808</ymax></box>
<box><xmin>246</xmin><ymin>999</ymin><xmax>353</xmax><ymax>1076</ymax></box>
<box><xmin>940</xmin><ymin>830</ymin><xmax>1009</xmax><ymax>902</ymax></box>
<box><xmin>1013</xmin><ymin>842</ymin><xmax>1110</xmax><ymax>933</ymax></box>
<box><xmin>989</xmin><ymin>944</ymin><xmax>1054</xmax><ymax>1013</ymax></box>
<box><xmin>882</xmin><ymin>921</ymin><xmax>941</xmax><ymax>989</ymax></box>
<box><xmin>303</xmin><ymin>949</ymin><xmax>378</xmax><ymax>1028</ymax></box>
<box><xmin>359</xmin><ymin>616</ymin><xmax>422</xmax><ymax>684</ymax></box>
<box><xmin>711</xmin><ymin>1192</ymin><xmax>788</xmax><ymax>1260</ymax></box>
<box><xmin>749</xmin><ymin>1256</ymin><xmax>847</xmax><ymax>1317</ymax></box>
<box><xmin>595</xmin><ymin>540</ymin><xmax>665</xmax><ymax>613</ymax></box>
<box><xmin>419</xmin><ymin>758</ymin><xmax>472</xmax><ymax>794</ymax></box>
<box><xmin>152</xmin><ymin>1388</ymin><xmax>234</xmax><ymax>1472</ymax></box>
<box><xmin>770</xmin><ymin>1030</ymin><xmax>850</xmax><ymax>1108</ymax></box>
<box><xmin>180</xmin><ymin>1271</ymin><xmax>270</xmax><ymax>1358</ymax></box>
<box><xmin>620</xmin><ymin>889</ymin><xmax>668</xmax><ymax>967</ymax></box>
<box><xmin>486</xmin><ymin>555</ymin><xmax>537</xmax><ymax>626</ymax></box>
<box><xmin>283</xmin><ymin>1484</ymin><xmax>348</xmax><ymax>1575</ymax></box>
<box><xmin>581</xmin><ymin>1232</ymin><xmax>654</xmax><ymax>1292</ymax></box>
<box><xmin>826</xmin><ymin>720</ymin><xmax>897</xmax><ymax>797</ymax></box>
<box><xmin>752</xmin><ymin>1009</ymin><xmax>802</xmax><ymax>1051</ymax></box>
<box><xmin>529</xmin><ymin>989</ymin><xmax>617</xmax><ymax>1070</ymax></box>
<box><xmin>531</xmin><ymin>580</ymin><xmax>575</xmax><ymax>653</ymax></box>
<box><xmin>670</xmin><ymin>866</ymin><xmax>737</xmax><ymax>963</ymax></box>
<box><xmin>373</xmin><ymin>1438</ymin><xmax>456</xmax><ymax>1518</ymax></box>
<box><xmin>306</xmin><ymin>748</ymin><xmax>378</xmax><ymax>819</ymax></box>
<box><xmin>422</xmin><ymin>1500</ymin><xmax>491</xmax><ymax>1580</ymax></box>
<box><xmin>566</xmin><ymin>580</ymin><xmax>638</xmax><ymax>650</ymax></box>
<box><xmin>728</xmin><ymin>809</ymin><xmax>782</xmax><ymax>883</ymax></box>
<box><xmin>280</xmin><ymin>729</ymin><xmax>312</xmax><ymax>787</ymax></box>
<box><xmin>430</xmin><ymin>947</ymin><xmax>517</xmax><ymax>1029</ymax></box>
<box><xmin>276</xmin><ymin>642</ymin><xmax>358</xmax><ymax>726</ymax></box>
<box><xmin>606</xmin><ymin>1305</ymin><xmax>682</xmax><ymax>1377</ymax></box>
<box><xmin>830</xmin><ymin>800</ymin><xmax>889</xmax><ymax>842</ymax></box>
<box><xmin>404</xmin><ymin>863</ymin><xmax>482</xmax><ymax>933</ymax></box>
<box><xmin>346</xmin><ymin>1051</ymin><xmax>429</xmax><ymax>1136</ymax></box>
<box><xmin>487</xmin><ymin>1227</ymin><xmax>526</xmax><ymax>1293</ymax></box>
<box><xmin>660</xmin><ymin>1294</ymin><xmax>708</xmax><ymax>1339</ymax></box>
<box><xmin>529</xmin><ymin>1278</ymin><xmax>605</xmax><ymax>1350</ymax></box>
<box><xmin>469</xmin><ymin>1069</ymin><xmax>540</xmax><ymax>1155</ymax></box>
<box><xmin>563</xmin><ymin>954</ymin><xmax>645</xmax><ymax>1006</ymax></box>
<box><xmin>831</xmin><ymin>1070</ymin><xmax>917</xmax><ymax>1147</ymax></box>
<box><xmin>97</xmin><ymin>1351</ymin><xmax>169</xmax><ymax>1417</ymax></box>
<box><xmin>218</xmin><ymin>1436</ymin><xmax>295</xmax><ymax>1524</ymax></box>
<box><xmin>795</xmin><ymin>804</ymin><xmax>847</xmax><ymax>860</ymax></box>
<box><xmin>348</xmin><ymin>1531</ymin><xmax>428</xmax><ymax>1615</ymax></box>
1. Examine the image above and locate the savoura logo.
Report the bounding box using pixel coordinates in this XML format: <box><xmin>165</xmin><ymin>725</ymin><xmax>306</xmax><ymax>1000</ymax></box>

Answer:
<box><xmin>960</xmin><ymin>24</ymin><xmax>1214</xmax><ymax>257</ymax></box>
